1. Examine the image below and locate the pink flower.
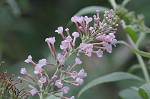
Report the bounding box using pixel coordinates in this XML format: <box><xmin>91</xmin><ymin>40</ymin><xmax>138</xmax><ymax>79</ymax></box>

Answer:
<box><xmin>89</xmin><ymin>27</ymin><xmax>94</xmax><ymax>34</ymax></box>
<box><xmin>96</xmin><ymin>49</ymin><xmax>103</xmax><ymax>57</ymax></box>
<box><xmin>112</xmin><ymin>39</ymin><xmax>117</xmax><ymax>44</ymax></box>
<box><xmin>65</xmin><ymin>28</ymin><xmax>69</xmax><ymax>32</ymax></box>
<box><xmin>34</xmin><ymin>66</ymin><xmax>43</xmax><ymax>74</ymax></box>
<box><xmin>106</xmin><ymin>33</ymin><xmax>115</xmax><ymax>42</ymax></box>
<box><xmin>75</xmin><ymin>58</ymin><xmax>82</xmax><ymax>64</ymax></box>
<box><xmin>96</xmin><ymin>34</ymin><xmax>108</xmax><ymax>42</ymax></box>
<box><xmin>55</xmin><ymin>80</ymin><xmax>63</xmax><ymax>88</ymax></box>
<box><xmin>78</xmin><ymin>69</ymin><xmax>87</xmax><ymax>78</ymax></box>
<box><xmin>79</xmin><ymin>43</ymin><xmax>93</xmax><ymax>57</ymax></box>
<box><xmin>85</xmin><ymin>44</ymin><xmax>93</xmax><ymax>51</ymax></box>
<box><xmin>89</xmin><ymin>27</ymin><xmax>94</xmax><ymax>31</ymax></box>
<box><xmin>94</xmin><ymin>15</ymin><xmax>100</xmax><ymax>23</ymax></box>
<box><xmin>79</xmin><ymin>43</ymin><xmax>87</xmax><ymax>51</ymax></box>
<box><xmin>106</xmin><ymin>45</ymin><xmax>112</xmax><ymax>53</ymax></box>
<box><xmin>20</xmin><ymin>68</ymin><xmax>27</xmax><ymax>74</ymax></box>
<box><xmin>55</xmin><ymin>26</ymin><xmax>63</xmax><ymax>34</ymax></box>
<box><xmin>61</xmin><ymin>86</ymin><xmax>69</xmax><ymax>94</ymax></box>
<box><xmin>85</xmin><ymin>49</ymin><xmax>92</xmax><ymax>57</ymax></box>
<box><xmin>57</xmin><ymin>53</ymin><xmax>65</xmax><ymax>63</ymax></box>
<box><xmin>72</xmin><ymin>32</ymin><xmax>79</xmax><ymax>45</ymax></box>
<box><xmin>71</xmin><ymin>16</ymin><xmax>84</xmax><ymax>24</ymax></box>
<box><xmin>72</xmin><ymin>32</ymin><xmax>79</xmax><ymax>38</ymax></box>
<box><xmin>79</xmin><ymin>26</ymin><xmax>84</xmax><ymax>32</ymax></box>
<box><xmin>45</xmin><ymin>37</ymin><xmax>56</xmax><ymax>44</ymax></box>
<box><xmin>99</xmin><ymin>22</ymin><xmax>103</xmax><ymax>29</ymax></box>
<box><xmin>102</xmin><ymin>42</ymin><xmax>112</xmax><ymax>53</ymax></box>
<box><xmin>70</xmin><ymin>71</ymin><xmax>78</xmax><ymax>79</ymax></box>
<box><xmin>29</xmin><ymin>88</ymin><xmax>38</xmax><ymax>96</ymax></box>
<box><xmin>37</xmin><ymin>59</ymin><xmax>47</xmax><ymax>67</ymax></box>
<box><xmin>18</xmin><ymin>76</ymin><xmax>21</xmax><ymax>79</ymax></box>
<box><xmin>60</xmin><ymin>41</ymin><xmax>70</xmax><ymax>50</ymax></box>
<box><xmin>69</xmin><ymin>96</ymin><xmax>75</xmax><ymax>99</ymax></box>
<box><xmin>96</xmin><ymin>33</ymin><xmax>116</xmax><ymax>43</ymax></box>
<box><xmin>38</xmin><ymin>76</ymin><xmax>46</xmax><ymax>84</ymax></box>
<box><xmin>71</xmin><ymin>16</ymin><xmax>78</xmax><ymax>23</ymax></box>
<box><xmin>84</xmin><ymin>16</ymin><xmax>92</xmax><ymax>24</ymax></box>
<box><xmin>77</xmin><ymin>16</ymin><xmax>84</xmax><ymax>24</ymax></box>
<box><xmin>24</xmin><ymin>55</ymin><xmax>32</xmax><ymax>63</ymax></box>
<box><xmin>76</xmin><ymin>77</ymin><xmax>84</xmax><ymax>85</ymax></box>
<box><xmin>102</xmin><ymin>41</ymin><xmax>109</xmax><ymax>47</ymax></box>
<box><xmin>51</xmin><ymin>75</ymin><xmax>58</xmax><ymax>82</ymax></box>
<box><xmin>65</xmin><ymin>36</ymin><xmax>72</xmax><ymax>42</ymax></box>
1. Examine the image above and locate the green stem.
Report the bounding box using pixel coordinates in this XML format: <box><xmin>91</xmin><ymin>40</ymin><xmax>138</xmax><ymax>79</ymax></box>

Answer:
<box><xmin>136</xmin><ymin>54</ymin><xmax>150</xmax><ymax>82</ymax></box>
<box><xmin>135</xmin><ymin>33</ymin><xmax>145</xmax><ymax>48</ymax></box>
<box><xmin>53</xmin><ymin>66</ymin><xmax>59</xmax><ymax>76</ymax></box>
<box><xmin>109</xmin><ymin>0</ymin><xmax>117</xmax><ymax>8</ymax></box>
<box><xmin>39</xmin><ymin>84</ymin><xmax>44</xmax><ymax>99</ymax></box>
<box><xmin>40</xmin><ymin>93</ymin><xmax>43</xmax><ymax>99</ymax></box>
<box><xmin>127</xmin><ymin>35</ymin><xmax>150</xmax><ymax>82</ymax></box>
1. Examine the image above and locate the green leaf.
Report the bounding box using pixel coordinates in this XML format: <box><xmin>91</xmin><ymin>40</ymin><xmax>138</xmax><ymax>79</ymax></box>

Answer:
<box><xmin>143</xmin><ymin>26</ymin><xmax>150</xmax><ymax>33</ymax></box>
<box><xmin>45</xmin><ymin>95</ymin><xmax>61</xmax><ymax>99</ymax></box>
<box><xmin>128</xmin><ymin>64</ymin><xmax>141</xmax><ymax>73</ymax></box>
<box><xmin>124</xmin><ymin>26</ymin><xmax>138</xmax><ymax>43</ymax></box>
<box><xmin>74</xmin><ymin>6</ymin><xmax>109</xmax><ymax>16</ymax></box>
<box><xmin>67</xmin><ymin>6</ymin><xmax>109</xmax><ymax>26</ymax></box>
<box><xmin>138</xmin><ymin>83</ymin><xmax>150</xmax><ymax>99</ymax></box>
<box><xmin>135</xmin><ymin>33</ymin><xmax>145</xmax><ymax>48</ymax></box>
<box><xmin>122</xmin><ymin>0</ymin><xmax>131</xmax><ymax>7</ymax></box>
<box><xmin>45</xmin><ymin>92</ymin><xmax>63</xmax><ymax>99</ymax></box>
<box><xmin>78</xmin><ymin>72</ymin><xmax>144</xmax><ymax>97</ymax></box>
<box><xmin>139</xmin><ymin>89</ymin><xmax>148</xmax><ymax>99</ymax></box>
<box><xmin>119</xmin><ymin>88</ymin><xmax>142</xmax><ymax>99</ymax></box>
<box><xmin>43</xmin><ymin>92</ymin><xmax>49</xmax><ymax>98</ymax></box>
<box><xmin>116</xmin><ymin>41</ymin><xmax>150</xmax><ymax>58</ymax></box>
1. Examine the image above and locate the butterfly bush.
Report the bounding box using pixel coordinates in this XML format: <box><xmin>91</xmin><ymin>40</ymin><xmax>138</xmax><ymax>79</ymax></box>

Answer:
<box><xmin>18</xmin><ymin>9</ymin><xmax>120</xmax><ymax>99</ymax></box>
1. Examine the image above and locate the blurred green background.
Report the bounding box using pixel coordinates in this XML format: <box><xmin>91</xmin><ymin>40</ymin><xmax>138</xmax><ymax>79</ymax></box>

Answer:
<box><xmin>0</xmin><ymin>0</ymin><xmax>150</xmax><ymax>99</ymax></box>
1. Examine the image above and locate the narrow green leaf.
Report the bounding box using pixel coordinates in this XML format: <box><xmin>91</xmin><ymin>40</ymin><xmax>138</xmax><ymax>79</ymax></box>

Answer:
<box><xmin>122</xmin><ymin>0</ymin><xmax>131</xmax><ymax>7</ymax></box>
<box><xmin>128</xmin><ymin>64</ymin><xmax>141</xmax><ymax>73</ymax></box>
<box><xmin>135</xmin><ymin>33</ymin><xmax>145</xmax><ymax>48</ymax></box>
<box><xmin>67</xmin><ymin>6</ymin><xmax>109</xmax><ymax>26</ymax></box>
<box><xmin>78</xmin><ymin>72</ymin><xmax>144</xmax><ymax>97</ymax></box>
<box><xmin>138</xmin><ymin>83</ymin><xmax>150</xmax><ymax>99</ymax></box>
<box><xmin>124</xmin><ymin>27</ymin><xmax>138</xmax><ymax>43</ymax></box>
<box><xmin>45</xmin><ymin>95</ymin><xmax>61</xmax><ymax>99</ymax></box>
<box><xmin>139</xmin><ymin>89</ymin><xmax>148</xmax><ymax>99</ymax></box>
<box><xmin>119</xmin><ymin>88</ymin><xmax>142</xmax><ymax>99</ymax></box>
<box><xmin>116</xmin><ymin>41</ymin><xmax>150</xmax><ymax>58</ymax></box>
<box><xmin>143</xmin><ymin>26</ymin><xmax>150</xmax><ymax>33</ymax></box>
<box><xmin>45</xmin><ymin>92</ymin><xmax>63</xmax><ymax>99</ymax></box>
<box><xmin>74</xmin><ymin>6</ymin><xmax>109</xmax><ymax>16</ymax></box>
<box><xmin>43</xmin><ymin>92</ymin><xmax>49</xmax><ymax>98</ymax></box>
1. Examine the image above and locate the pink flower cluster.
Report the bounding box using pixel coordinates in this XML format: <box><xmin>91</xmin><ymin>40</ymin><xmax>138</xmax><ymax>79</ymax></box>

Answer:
<box><xmin>71</xmin><ymin>9</ymin><xmax>119</xmax><ymax>57</ymax></box>
<box><xmin>19</xmin><ymin>10</ymin><xmax>119</xmax><ymax>99</ymax></box>
<box><xmin>66</xmin><ymin>68</ymin><xmax>87</xmax><ymax>86</ymax></box>
<box><xmin>20</xmin><ymin>54</ymin><xmax>79</xmax><ymax>98</ymax></box>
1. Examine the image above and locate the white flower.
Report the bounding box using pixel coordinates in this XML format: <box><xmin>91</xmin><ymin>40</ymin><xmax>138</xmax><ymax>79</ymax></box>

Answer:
<box><xmin>24</xmin><ymin>55</ymin><xmax>32</xmax><ymax>63</ymax></box>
